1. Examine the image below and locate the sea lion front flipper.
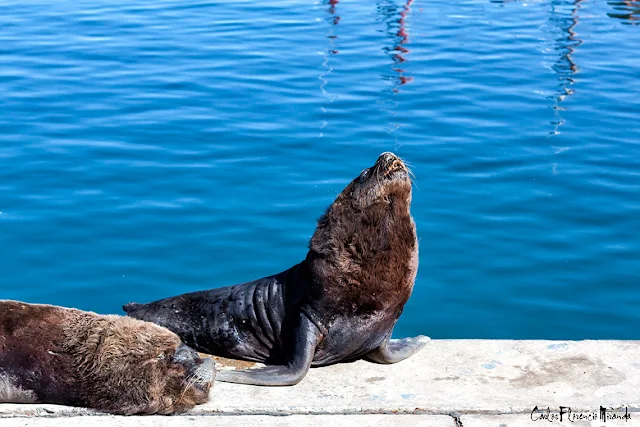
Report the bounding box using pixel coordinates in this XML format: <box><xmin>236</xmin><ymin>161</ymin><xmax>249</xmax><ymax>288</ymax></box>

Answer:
<box><xmin>365</xmin><ymin>332</ymin><xmax>430</xmax><ymax>364</ymax></box>
<box><xmin>215</xmin><ymin>313</ymin><xmax>322</xmax><ymax>386</ymax></box>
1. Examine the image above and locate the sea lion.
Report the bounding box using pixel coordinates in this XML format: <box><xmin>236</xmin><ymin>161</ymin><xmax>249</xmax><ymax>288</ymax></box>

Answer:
<box><xmin>124</xmin><ymin>152</ymin><xmax>429</xmax><ymax>386</ymax></box>
<box><xmin>0</xmin><ymin>301</ymin><xmax>214</xmax><ymax>415</ymax></box>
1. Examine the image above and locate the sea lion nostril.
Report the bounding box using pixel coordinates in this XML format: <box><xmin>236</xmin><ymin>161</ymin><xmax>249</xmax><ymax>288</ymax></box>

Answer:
<box><xmin>384</xmin><ymin>159</ymin><xmax>406</xmax><ymax>176</ymax></box>
<box><xmin>379</xmin><ymin>151</ymin><xmax>398</xmax><ymax>163</ymax></box>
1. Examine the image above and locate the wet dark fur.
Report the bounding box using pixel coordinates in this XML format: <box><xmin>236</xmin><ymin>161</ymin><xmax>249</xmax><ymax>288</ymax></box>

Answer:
<box><xmin>125</xmin><ymin>153</ymin><xmax>418</xmax><ymax>367</ymax></box>
<box><xmin>0</xmin><ymin>301</ymin><xmax>213</xmax><ymax>415</ymax></box>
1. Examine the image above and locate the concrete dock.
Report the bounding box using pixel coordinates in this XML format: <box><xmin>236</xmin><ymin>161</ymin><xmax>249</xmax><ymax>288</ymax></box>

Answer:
<box><xmin>1</xmin><ymin>340</ymin><xmax>639</xmax><ymax>426</ymax></box>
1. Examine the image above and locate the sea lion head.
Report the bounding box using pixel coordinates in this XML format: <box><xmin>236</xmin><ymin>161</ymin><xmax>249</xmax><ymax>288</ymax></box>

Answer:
<box><xmin>344</xmin><ymin>151</ymin><xmax>412</xmax><ymax>209</ymax></box>
<box><xmin>64</xmin><ymin>315</ymin><xmax>214</xmax><ymax>415</ymax></box>
<box><xmin>307</xmin><ymin>152</ymin><xmax>418</xmax><ymax>317</ymax></box>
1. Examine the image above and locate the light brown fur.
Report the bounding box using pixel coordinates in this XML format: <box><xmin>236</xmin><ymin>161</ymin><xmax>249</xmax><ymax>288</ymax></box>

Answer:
<box><xmin>0</xmin><ymin>301</ymin><xmax>213</xmax><ymax>415</ymax></box>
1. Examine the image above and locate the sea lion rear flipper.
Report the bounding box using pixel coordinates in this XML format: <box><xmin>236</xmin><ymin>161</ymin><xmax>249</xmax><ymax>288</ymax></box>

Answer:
<box><xmin>365</xmin><ymin>332</ymin><xmax>430</xmax><ymax>364</ymax></box>
<box><xmin>215</xmin><ymin>313</ymin><xmax>322</xmax><ymax>386</ymax></box>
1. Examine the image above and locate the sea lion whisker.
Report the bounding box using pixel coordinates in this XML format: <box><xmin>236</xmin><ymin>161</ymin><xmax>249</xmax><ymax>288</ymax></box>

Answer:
<box><xmin>406</xmin><ymin>168</ymin><xmax>418</xmax><ymax>188</ymax></box>
<box><xmin>399</xmin><ymin>160</ymin><xmax>417</xmax><ymax>186</ymax></box>
<box><xmin>178</xmin><ymin>375</ymin><xmax>198</xmax><ymax>403</ymax></box>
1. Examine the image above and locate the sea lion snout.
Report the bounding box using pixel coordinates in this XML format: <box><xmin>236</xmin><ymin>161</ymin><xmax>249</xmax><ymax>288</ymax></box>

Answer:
<box><xmin>387</xmin><ymin>159</ymin><xmax>407</xmax><ymax>175</ymax></box>
<box><xmin>173</xmin><ymin>344</ymin><xmax>215</xmax><ymax>390</ymax></box>
<box><xmin>376</xmin><ymin>152</ymin><xmax>408</xmax><ymax>177</ymax></box>
<box><xmin>192</xmin><ymin>357</ymin><xmax>216</xmax><ymax>387</ymax></box>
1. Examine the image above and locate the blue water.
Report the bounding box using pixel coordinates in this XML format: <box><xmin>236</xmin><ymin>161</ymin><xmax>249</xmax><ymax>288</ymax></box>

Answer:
<box><xmin>1</xmin><ymin>0</ymin><xmax>639</xmax><ymax>340</ymax></box>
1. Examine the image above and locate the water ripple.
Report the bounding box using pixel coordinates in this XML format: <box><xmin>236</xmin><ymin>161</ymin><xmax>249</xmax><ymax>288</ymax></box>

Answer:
<box><xmin>0</xmin><ymin>0</ymin><xmax>638</xmax><ymax>339</ymax></box>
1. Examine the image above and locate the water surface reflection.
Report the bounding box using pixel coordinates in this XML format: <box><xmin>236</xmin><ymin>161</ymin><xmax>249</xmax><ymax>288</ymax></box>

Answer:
<box><xmin>319</xmin><ymin>0</ymin><xmax>340</xmax><ymax>137</ymax></box>
<box><xmin>608</xmin><ymin>1</ymin><xmax>640</xmax><ymax>24</ymax></box>
<box><xmin>547</xmin><ymin>0</ymin><xmax>582</xmax><ymax>138</ymax></box>
<box><xmin>378</xmin><ymin>0</ymin><xmax>415</xmax><ymax>91</ymax></box>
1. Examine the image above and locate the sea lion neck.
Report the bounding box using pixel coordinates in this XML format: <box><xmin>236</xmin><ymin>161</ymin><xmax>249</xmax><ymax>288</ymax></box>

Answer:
<box><xmin>307</xmin><ymin>189</ymin><xmax>412</xmax><ymax>259</ymax></box>
<box><xmin>305</xmin><ymin>184</ymin><xmax>417</xmax><ymax>318</ymax></box>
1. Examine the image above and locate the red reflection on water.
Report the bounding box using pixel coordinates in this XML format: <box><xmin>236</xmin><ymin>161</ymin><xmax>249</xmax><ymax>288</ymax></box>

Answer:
<box><xmin>326</xmin><ymin>0</ymin><xmax>340</xmax><ymax>54</ymax></box>
<box><xmin>393</xmin><ymin>0</ymin><xmax>415</xmax><ymax>90</ymax></box>
<box><xmin>329</xmin><ymin>0</ymin><xmax>340</xmax><ymax>26</ymax></box>
<box><xmin>324</xmin><ymin>0</ymin><xmax>415</xmax><ymax>86</ymax></box>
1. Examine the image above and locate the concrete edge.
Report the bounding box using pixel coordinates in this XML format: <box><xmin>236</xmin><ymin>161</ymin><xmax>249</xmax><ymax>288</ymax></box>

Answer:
<box><xmin>1</xmin><ymin>339</ymin><xmax>639</xmax><ymax>419</ymax></box>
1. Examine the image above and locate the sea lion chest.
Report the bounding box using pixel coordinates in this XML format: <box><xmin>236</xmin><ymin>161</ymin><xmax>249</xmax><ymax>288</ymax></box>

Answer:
<box><xmin>308</xmin><ymin>230</ymin><xmax>419</xmax><ymax>366</ymax></box>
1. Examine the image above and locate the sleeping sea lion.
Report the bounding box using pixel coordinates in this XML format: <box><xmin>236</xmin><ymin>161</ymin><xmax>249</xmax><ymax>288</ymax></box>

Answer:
<box><xmin>0</xmin><ymin>300</ymin><xmax>214</xmax><ymax>414</ymax></box>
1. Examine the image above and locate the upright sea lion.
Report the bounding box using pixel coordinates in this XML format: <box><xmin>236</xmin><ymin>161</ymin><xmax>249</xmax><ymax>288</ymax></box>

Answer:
<box><xmin>124</xmin><ymin>152</ymin><xmax>429</xmax><ymax>386</ymax></box>
<box><xmin>0</xmin><ymin>301</ymin><xmax>214</xmax><ymax>415</ymax></box>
